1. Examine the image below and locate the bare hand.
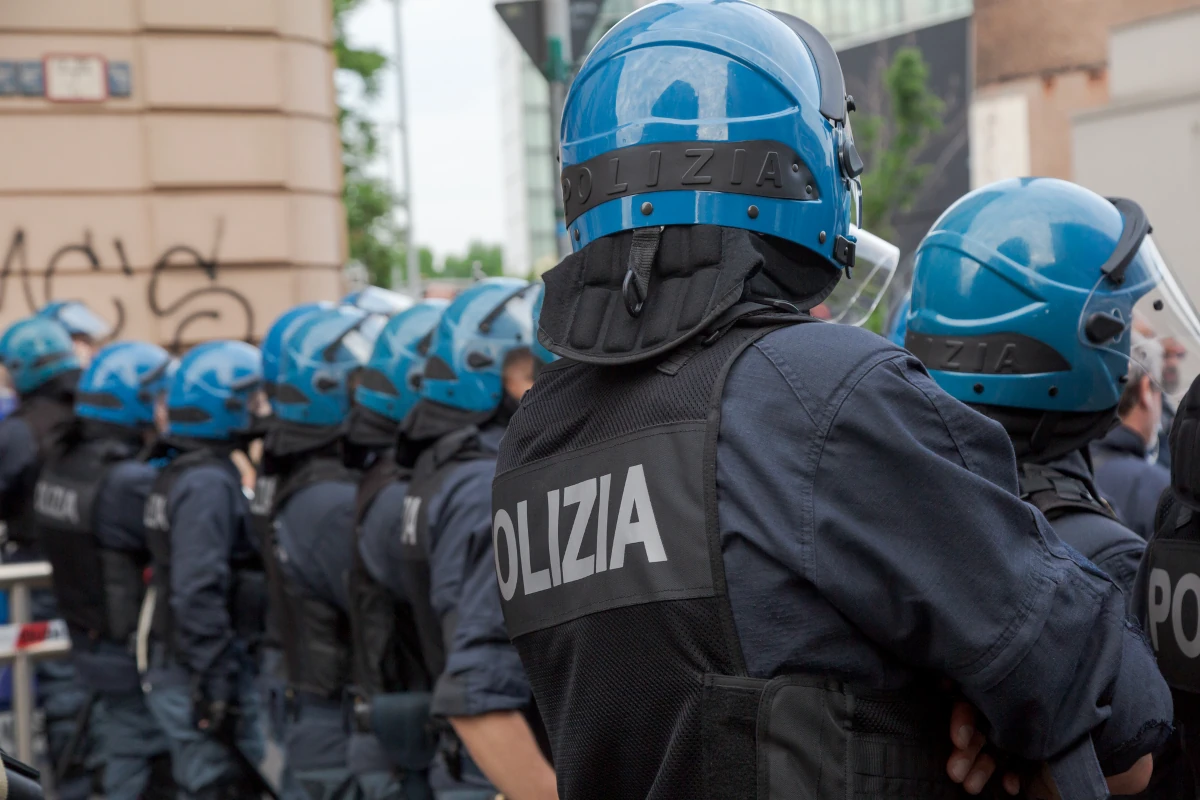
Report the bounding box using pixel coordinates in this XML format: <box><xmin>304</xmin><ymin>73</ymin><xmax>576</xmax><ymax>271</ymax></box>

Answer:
<box><xmin>947</xmin><ymin>701</ymin><xmax>1020</xmax><ymax>795</ymax></box>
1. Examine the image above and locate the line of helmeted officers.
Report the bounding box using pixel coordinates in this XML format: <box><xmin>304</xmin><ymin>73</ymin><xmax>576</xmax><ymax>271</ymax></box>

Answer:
<box><xmin>0</xmin><ymin>280</ymin><xmax>555</xmax><ymax>800</ymax></box>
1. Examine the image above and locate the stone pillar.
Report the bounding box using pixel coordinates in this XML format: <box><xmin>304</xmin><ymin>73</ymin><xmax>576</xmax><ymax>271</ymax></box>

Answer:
<box><xmin>0</xmin><ymin>0</ymin><xmax>346</xmax><ymax>349</ymax></box>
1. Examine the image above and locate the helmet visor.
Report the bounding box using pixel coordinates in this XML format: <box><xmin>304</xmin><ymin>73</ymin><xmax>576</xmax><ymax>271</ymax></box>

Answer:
<box><xmin>1081</xmin><ymin>235</ymin><xmax>1200</xmax><ymax>402</ymax></box>
<box><xmin>55</xmin><ymin>302</ymin><xmax>111</xmax><ymax>340</ymax></box>
<box><xmin>338</xmin><ymin>314</ymin><xmax>387</xmax><ymax>365</ymax></box>
<box><xmin>821</xmin><ymin>226</ymin><xmax>900</xmax><ymax>327</ymax></box>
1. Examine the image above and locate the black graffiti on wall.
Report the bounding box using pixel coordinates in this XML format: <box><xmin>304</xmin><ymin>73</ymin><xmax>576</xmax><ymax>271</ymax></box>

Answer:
<box><xmin>0</xmin><ymin>221</ymin><xmax>254</xmax><ymax>352</ymax></box>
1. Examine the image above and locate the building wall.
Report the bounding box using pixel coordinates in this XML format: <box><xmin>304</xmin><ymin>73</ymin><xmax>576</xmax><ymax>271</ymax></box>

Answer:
<box><xmin>972</xmin><ymin>0</ymin><xmax>1200</xmax><ymax>188</ymax></box>
<box><xmin>1073</xmin><ymin>8</ymin><xmax>1200</xmax><ymax>303</ymax></box>
<box><xmin>0</xmin><ymin>0</ymin><xmax>345</xmax><ymax>348</ymax></box>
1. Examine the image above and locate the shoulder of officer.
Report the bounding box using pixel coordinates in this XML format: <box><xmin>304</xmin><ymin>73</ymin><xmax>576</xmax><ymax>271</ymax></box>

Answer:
<box><xmin>741</xmin><ymin>323</ymin><xmax>911</xmax><ymax>407</ymax></box>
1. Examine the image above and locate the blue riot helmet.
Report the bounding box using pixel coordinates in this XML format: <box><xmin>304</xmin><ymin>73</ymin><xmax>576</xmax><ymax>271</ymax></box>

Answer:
<box><xmin>342</xmin><ymin>287</ymin><xmax>414</xmax><ymax>317</ymax></box>
<box><xmin>886</xmin><ymin>293</ymin><xmax>911</xmax><ymax>347</ymax></box>
<box><xmin>165</xmin><ymin>340</ymin><xmax>262</xmax><ymax>441</ymax></box>
<box><xmin>529</xmin><ymin>283</ymin><xmax>557</xmax><ymax>365</ymax></box>
<box><xmin>355</xmin><ymin>299</ymin><xmax>449</xmax><ymax>424</ymax></box>
<box><xmin>561</xmin><ymin>1</ymin><xmax>863</xmax><ymax>268</ymax></box>
<box><xmin>261</xmin><ymin>302</ymin><xmax>333</xmax><ymax>401</ymax></box>
<box><xmin>37</xmin><ymin>300</ymin><xmax>111</xmax><ymax>342</ymax></box>
<box><xmin>421</xmin><ymin>278</ymin><xmax>535</xmax><ymax>413</ymax></box>
<box><xmin>275</xmin><ymin>307</ymin><xmax>383</xmax><ymax>428</ymax></box>
<box><xmin>907</xmin><ymin>178</ymin><xmax>1200</xmax><ymax>414</ymax></box>
<box><xmin>76</xmin><ymin>341</ymin><xmax>174</xmax><ymax>429</ymax></box>
<box><xmin>0</xmin><ymin>317</ymin><xmax>80</xmax><ymax>395</ymax></box>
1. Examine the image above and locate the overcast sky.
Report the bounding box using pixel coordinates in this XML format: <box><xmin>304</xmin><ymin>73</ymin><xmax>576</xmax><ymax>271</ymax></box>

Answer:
<box><xmin>345</xmin><ymin>0</ymin><xmax>508</xmax><ymax>259</ymax></box>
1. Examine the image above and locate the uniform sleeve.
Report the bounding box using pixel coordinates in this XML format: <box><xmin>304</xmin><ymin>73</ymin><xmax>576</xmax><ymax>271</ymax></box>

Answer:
<box><xmin>0</xmin><ymin>418</ymin><xmax>36</xmax><ymax>496</ymax></box>
<box><xmin>812</xmin><ymin>356</ymin><xmax>1172</xmax><ymax>774</ymax></box>
<box><xmin>430</xmin><ymin>461</ymin><xmax>532</xmax><ymax>718</ymax></box>
<box><xmin>94</xmin><ymin>462</ymin><xmax>157</xmax><ymax>551</ymax></box>
<box><xmin>1092</xmin><ymin>544</ymin><xmax>1145</xmax><ymax>605</ymax></box>
<box><xmin>168</xmin><ymin>468</ymin><xmax>238</xmax><ymax>687</ymax></box>
<box><xmin>312</xmin><ymin>496</ymin><xmax>358</xmax><ymax>612</ymax></box>
<box><xmin>360</xmin><ymin>482</ymin><xmax>409</xmax><ymax>597</ymax></box>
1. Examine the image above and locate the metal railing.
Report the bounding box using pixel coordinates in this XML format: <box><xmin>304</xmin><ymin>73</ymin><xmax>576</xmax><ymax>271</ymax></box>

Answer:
<box><xmin>0</xmin><ymin>563</ymin><xmax>70</xmax><ymax>764</ymax></box>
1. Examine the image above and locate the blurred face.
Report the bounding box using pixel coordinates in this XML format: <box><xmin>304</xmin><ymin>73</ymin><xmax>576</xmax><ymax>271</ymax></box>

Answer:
<box><xmin>1142</xmin><ymin>375</ymin><xmax>1164</xmax><ymax>438</ymax></box>
<box><xmin>1162</xmin><ymin>337</ymin><xmax>1187</xmax><ymax>395</ymax></box>
<box><xmin>71</xmin><ymin>336</ymin><xmax>96</xmax><ymax>368</ymax></box>
<box><xmin>154</xmin><ymin>394</ymin><xmax>169</xmax><ymax>435</ymax></box>
<box><xmin>503</xmin><ymin>351</ymin><xmax>537</xmax><ymax>403</ymax></box>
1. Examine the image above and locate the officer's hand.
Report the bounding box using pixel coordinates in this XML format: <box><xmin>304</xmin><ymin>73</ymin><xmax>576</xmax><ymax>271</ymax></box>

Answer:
<box><xmin>192</xmin><ymin>676</ymin><xmax>239</xmax><ymax>743</ymax></box>
<box><xmin>948</xmin><ymin>701</ymin><xmax>1021</xmax><ymax>795</ymax></box>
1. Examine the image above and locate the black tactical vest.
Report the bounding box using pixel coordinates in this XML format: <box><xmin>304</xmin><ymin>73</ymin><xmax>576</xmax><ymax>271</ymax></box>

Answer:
<box><xmin>249</xmin><ymin>470</ymin><xmax>279</xmax><ymax>651</ymax></box>
<box><xmin>396</xmin><ymin>429</ymin><xmax>490</xmax><ymax>683</ymax></box>
<box><xmin>348</xmin><ymin>455</ymin><xmax>430</xmax><ymax>700</ymax></box>
<box><xmin>34</xmin><ymin>438</ymin><xmax>147</xmax><ymax>644</ymax></box>
<box><xmin>1</xmin><ymin>396</ymin><xmax>75</xmax><ymax>548</ymax></box>
<box><xmin>494</xmin><ymin>315</ymin><xmax>1007</xmax><ymax>800</ymax></box>
<box><xmin>261</xmin><ymin>457</ymin><xmax>358</xmax><ymax>699</ymax></box>
<box><xmin>144</xmin><ymin>449</ymin><xmax>266</xmax><ymax>655</ymax></box>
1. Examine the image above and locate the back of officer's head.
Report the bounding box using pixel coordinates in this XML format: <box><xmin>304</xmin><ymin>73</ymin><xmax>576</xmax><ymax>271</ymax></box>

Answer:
<box><xmin>165</xmin><ymin>340</ymin><xmax>262</xmax><ymax>443</ymax></box>
<box><xmin>76</xmin><ymin>341</ymin><xmax>174</xmax><ymax>438</ymax></box>
<box><xmin>906</xmin><ymin>177</ymin><xmax>1187</xmax><ymax>461</ymax></box>
<box><xmin>274</xmin><ymin>306</ymin><xmax>380</xmax><ymax>429</ymax></box>
<box><xmin>539</xmin><ymin>0</ymin><xmax>866</xmax><ymax>362</ymax></box>
<box><xmin>355</xmin><ymin>298</ymin><xmax>449</xmax><ymax>425</ymax></box>
<box><xmin>0</xmin><ymin>316</ymin><xmax>81</xmax><ymax>398</ymax></box>
<box><xmin>420</xmin><ymin>278</ymin><xmax>535</xmax><ymax>414</ymax></box>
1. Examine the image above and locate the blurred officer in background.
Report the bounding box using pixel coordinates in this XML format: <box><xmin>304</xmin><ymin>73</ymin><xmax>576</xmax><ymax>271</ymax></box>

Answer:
<box><xmin>262</xmin><ymin>306</ymin><xmax>380</xmax><ymax>799</ymax></box>
<box><xmin>34</xmin><ymin>341</ymin><xmax>178</xmax><ymax>799</ymax></box>
<box><xmin>37</xmin><ymin>300</ymin><xmax>112</xmax><ymax>367</ymax></box>
<box><xmin>493</xmin><ymin>2</ymin><xmax>1172</xmax><ymax>798</ymax></box>
<box><xmin>141</xmin><ymin>341</ymin><xmax>269</xmax><ymax>799</ymax></box>
<box><xmin>346</xmin><ymin>299</ymin><xmax>448</xmax><ymax>800</ymax></box>
<box><xmin>1134</xmin><ymin>372</ymin><xmax>1200</xmax><ymax>795</ymax></box>
<box><xmin>906</xmin><ymin>178</ymin><xmax>1160</xmax><ymax>596</ymax></box>
<box><xmin>1092</xmin><ymin>335</ymin><xmax>1173</xmax><ymax>538</ymax></box>
<box><xmin>398</xmin><ymin>279</ymin><xmax>554</xmax><ymax>800</ymax></box>
<box><xmin>0</xmin><ymin>316</ymin><xmax>97</xmax><ymax>799</ymax></box>
<box><xmin>253</xmin><ymin>301</ymin><xmax>334</xmax><ymax>799</ymax></box>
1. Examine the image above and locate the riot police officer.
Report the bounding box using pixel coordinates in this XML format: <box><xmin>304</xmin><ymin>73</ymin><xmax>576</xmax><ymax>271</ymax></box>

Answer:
<box><xmin>492</xmin><ymin>2</ymin><xmax>1173</xmax><ymax>797</ymax></box>
<box><xmin>1134</xmin><ymin>373</ymin><xmax>1200</xmax><ymax>794</ymax></box>
<box><xmin>346</xmin><ymin>299</ymin><xmax>448</xmax><ymax>800</ymax></box>
<box><xmin>37</xmin><ymin>300</ymin><xmax>111</xmax><ymax>366</ymax></box>
<box><xmin>262</xmin><ymin>306</ymin><xmax>381</xmax><ymax>799</ymax></box>
<box><xmin>141</xmin><ymin>340</ymin><xmax>269</xmax><ymax>799</ymax></box>
<box><xmin>398</xmin><ymin>279</ymin><xmax>554</xmax><ymax>799</ymax></box>
<box><xmin>0</xmin><ymin>316</ymin><xmax>98</xmax><ymax>799</ymax></box>
<box><xmin>905</xmin><ymin>178</ymin><xmax>1153</xmax><ymax>597</ymax></box>
<box><xmin>34</xmin><ymin>340</ymin><xmax>177</xmax><ymax>799</ymax></box>
<box><xmin>254</xmin><ymin>301</ymin><xmax>333</xmax><ymax>799</ymax></box>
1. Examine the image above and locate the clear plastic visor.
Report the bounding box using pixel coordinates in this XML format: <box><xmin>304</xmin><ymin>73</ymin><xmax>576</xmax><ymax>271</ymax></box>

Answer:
<box><xmin>820</xmin><ymin>226</ymin><xmax>901</xmax><ymax>327</ymax></box>
<box><xmin>55</xmin><ymin>303</ymin><xmax>111</xmax><ymax>340</ymax></box>
<box><xmin>1081</xmin><ymin>235</ymin><xmax>1200</xmax><ymax>402</ymax></box>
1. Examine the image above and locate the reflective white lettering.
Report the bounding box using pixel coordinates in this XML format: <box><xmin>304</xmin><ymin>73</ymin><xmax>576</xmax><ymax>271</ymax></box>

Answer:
<box><xmin>493</xmin><ymin>509</ymin><xmax>519</xmax><ymax>601</ymax></box>
<box><xmin>547</xmin><ymin>489</ymin><xmax>562</xmax><ymax>587</ymax></box>
<box><xmin>561</xmin><ymin>479</ymin><xmax>597</xmax><ymax>583</ymax></box>
<box><xmin>1174</xmin><ymin>572</ymin><xmax>1200</xmax><ymax>659</ymax></box>
<box><xmin>609</xmin><ymin>465</ymin><xmax>666</xmax><ymax>569</ymax></box>
<box><xmin>400</xmin><ymin>496</ymin><xmax>421</xmax><ymax>546</ymax></box>
<box><xmin>1149</xmin><ymin>568</ymin><xmax>1171</xmax><ymax>651</ymax></box>
<box><xmin>518</xmin><ymin>500</ymin><xmax>551</xmax><ymax>595</ymax></box>
<box><xmin>595</xmin><ymin>474</ymin><xmax>610</xmax><ymax>573</ymax></box>
<box><xmin>34</xmin><ymin>482</ymin><xmax>80</xmax><ymax>525</ymax></box>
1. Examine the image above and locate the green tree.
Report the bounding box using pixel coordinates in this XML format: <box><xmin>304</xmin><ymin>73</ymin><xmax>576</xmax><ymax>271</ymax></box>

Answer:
<box><xmin>425</xmin><ymin>242</ymin><xmax>505</xmax><ymax>280</ymax></box>
<box><xmin>855</xmin><ymin>47</ymin><xmax>944</xmax><ymax>243</ymax></box>
<box><xmin>335</xmin><ymin>0</ymin><xmax>400</xmax><ymax>288</ymax></box>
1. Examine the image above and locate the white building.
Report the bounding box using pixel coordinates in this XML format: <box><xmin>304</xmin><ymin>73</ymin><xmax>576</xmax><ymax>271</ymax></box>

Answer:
<box><xmin>497</xmin><ymin>0</ymin><xmax>973</xmax><ymax>276</ymax></box>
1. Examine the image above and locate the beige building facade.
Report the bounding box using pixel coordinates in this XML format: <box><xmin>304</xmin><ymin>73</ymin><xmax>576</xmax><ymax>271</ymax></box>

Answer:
<box><xmin>0</xmin><ymin>0</ymin><xmax>345</xmax><ymax>349</ymax></box>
